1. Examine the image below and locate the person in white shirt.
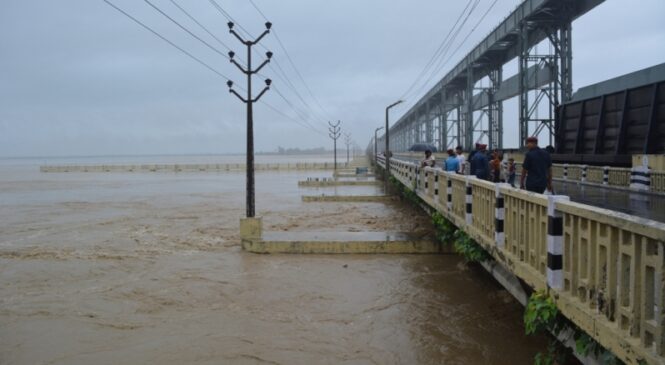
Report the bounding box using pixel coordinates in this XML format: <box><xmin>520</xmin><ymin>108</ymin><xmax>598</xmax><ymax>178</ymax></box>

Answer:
<box><xmin>421</xmin><ymin>150</ymin><xmax>436</xmax><ymax>168</ymax></box>
<box><xmin>455</xmin><ymin>145</ymin><xmax>466</xmax><ymax>174</ymax></box>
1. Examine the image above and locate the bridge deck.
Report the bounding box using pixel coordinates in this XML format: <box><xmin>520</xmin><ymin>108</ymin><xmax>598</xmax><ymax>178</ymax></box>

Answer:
<box><xmin>554</xmin><ymin>180</ymin><xmax>665</xmax><ymax>223</ymax></box>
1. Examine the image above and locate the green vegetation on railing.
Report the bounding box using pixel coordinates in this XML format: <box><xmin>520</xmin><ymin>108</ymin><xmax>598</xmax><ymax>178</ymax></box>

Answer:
<box><xmin>452</xmin><ymin>230</ymin><xmax>491</xmax><ymax>263</ymax></box>
<box><xmin>432</xmin><ymin>212</ymin><xmax>456</xmax><ymax>244</ymax></box>
<box><xmin>390</xmin><ymin>175</ymin><xmax>491</xmax><ymax>262</ymax></box>
<box><xmin>389</xmin><ymin>175</ymin><xmax>423</xmax><ymax>207</ymax></box>
<box><xmin>524</xmin><ymin>291</ymin><xmax>626</xmax><ymax>365</ymax></box>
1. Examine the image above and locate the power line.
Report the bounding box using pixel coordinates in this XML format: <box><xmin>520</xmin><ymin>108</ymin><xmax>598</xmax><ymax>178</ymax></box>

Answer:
<box><xmin>208</xmin><ymin>0</ymin><xmax>256</xmax><ymax>40</ymax></box>
<box><xmin>406</xmin><ymin>0</ymin><xmax>481</xmax><ymax>103</ymax></box>
<box><xmin>143</xmin><ymin>0</ymin><xmax>230</xmax><ymax>60</ymax></box>
<box><xmin>259</xmin><ymin>99</ymin><xmax>328</xmax><ymax>137</ymax></box>
<box><xmin>102</xmin><ymin>0</ymin><xmax>326</xmax><ymax>138</ymax></box>
<box><xmin>398</xmin><ymin>0</ymin><xmax>476</xmax><ymax>101</ymax></box>
<box><xmin>402</xmin><ymin>0</ymin><xmax>482</xmax><ymax>105</ymax></box>
<box><xmin>432</xmin><ymin>0</ymin><xmax>498</xmax><ymax>87</ymax></box>
<box><xmin>167</xmin><ymin>0</ymin><xmax>233</xmax><ymax>53</ymax></box>
<box><xmin>247</xmin><ymin>0</ymin><xmax>334</xmax><ymax>122</ymax></box>
<box><xmin>212</xmin><ymin>0</ymin><xmax>331</xmax><ymax>127</ymax></box>
<box><xmin>271</xmin><ymin>85</ymin><xmax>327</xmax><ymax>134</ymax></box>
<box><xmin>102</xmin><ymin>0</ymin><xmax>231</xmax><ymax>80</ymax></box>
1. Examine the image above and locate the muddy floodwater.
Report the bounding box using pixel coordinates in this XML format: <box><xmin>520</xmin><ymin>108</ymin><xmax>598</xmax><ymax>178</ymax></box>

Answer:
<box><xmin>1</xmin><ymin>156</ymin><xmax>548</xmax><ymax>364</ymax></box>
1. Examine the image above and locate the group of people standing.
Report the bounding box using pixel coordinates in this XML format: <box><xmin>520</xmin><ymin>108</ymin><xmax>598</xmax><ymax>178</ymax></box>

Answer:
<box><xmin>419</xmin><ymin>136</ymin><xmax>552</xmax><ymax>194</ymax></box>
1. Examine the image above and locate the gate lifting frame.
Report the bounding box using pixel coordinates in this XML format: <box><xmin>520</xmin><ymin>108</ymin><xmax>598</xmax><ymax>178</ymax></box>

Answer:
<box><xmin>378</xmin><ymin>0</ymin><xmax>600</xmax><ymax>152</ymax></box>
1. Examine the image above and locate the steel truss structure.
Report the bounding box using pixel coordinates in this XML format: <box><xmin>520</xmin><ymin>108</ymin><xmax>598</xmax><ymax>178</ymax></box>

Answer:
<box><xmin>377</xmin><ymin>0</ymin><xmax>603</xmax><ymax>153</ymax></box>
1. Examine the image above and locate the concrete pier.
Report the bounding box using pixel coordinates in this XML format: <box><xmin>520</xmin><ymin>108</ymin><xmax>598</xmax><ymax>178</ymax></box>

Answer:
<box><xmin>242</xmin><ymin>231</ymin><xmax>451</xmax><ymax>254</ymax></box>
<box><xmin>301</xmin><ymin>195</ymin><xmax>395</xmax><ymax>203</ymax></box>
<box><xmin>297</xmin><ymin>180</ymin><xmax>380</xmax><ymax>187</ymax></box>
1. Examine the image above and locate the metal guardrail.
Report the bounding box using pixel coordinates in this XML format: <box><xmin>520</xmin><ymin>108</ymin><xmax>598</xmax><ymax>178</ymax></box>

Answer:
<box><xmin>383</xmin><ymin>157</ymin><xmax>665</xmax><ymax>365</ymax></box>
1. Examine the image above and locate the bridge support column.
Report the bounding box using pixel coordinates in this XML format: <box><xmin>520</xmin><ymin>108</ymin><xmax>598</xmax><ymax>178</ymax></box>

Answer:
<box><xmin>546</xmin><ymin>195</ymin><xmax>569</xmax><ymax>289</ymax></box>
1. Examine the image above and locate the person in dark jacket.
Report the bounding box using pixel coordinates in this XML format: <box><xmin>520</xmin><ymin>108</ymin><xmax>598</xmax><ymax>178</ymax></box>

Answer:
<box><xmin>520</xmin><ymin>137</ymin><xmax>553</xmax><ymax>193</ymax></box>
<box><xmin>468</xmin><ymin>143</ymin><xmax>481</xmax><ymax>175</ymax></box>
<box><xmin>471</xmin><ymin>144</ymin><xmax>490</xmax><ymax>180</ymax></box>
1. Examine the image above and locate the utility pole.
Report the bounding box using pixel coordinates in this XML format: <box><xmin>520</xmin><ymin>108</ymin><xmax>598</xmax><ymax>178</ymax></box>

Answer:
<box><xmin>344</xmin><ymin>132</ymin><xmax>352</xmax><ymax>166</ymax></box>
<box><xmin>328</xmin><ymin>120</ymin><xmax>341</xmax><ymax>171</ymax></box>
<box><xmin>226</xmin><ymin>21</ymin><xmax>273</xmax><ymax>218</ymax></box>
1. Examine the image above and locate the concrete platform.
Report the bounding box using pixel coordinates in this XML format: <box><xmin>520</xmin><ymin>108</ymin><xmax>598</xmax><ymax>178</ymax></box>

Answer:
<box><xmin>335</xmin><ymin>173</ymin><xmax>375</xmax><ymax>178</ymax></box>
<box><xmin>301</xmin><ymin>195</ymin><xmax>396</xmax><ymax>202</ymax></box>
<box><xmin>242</xmin><ymin>231</ymin><xmax>451</xmax><ymax>254</ymax></box>
<box><xmin>298</xmin><ymin>180</ymin><xmax>380</xmax><ymax>187</ymax></box>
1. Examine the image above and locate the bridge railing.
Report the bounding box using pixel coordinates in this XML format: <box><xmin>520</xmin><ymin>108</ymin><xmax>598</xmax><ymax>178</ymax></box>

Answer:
<box><xmin>556</xmin><ymin>200</ymin><xmax>665</xmax><ymax>360</ymax></box>
<box><xmin>653</xmin><ymin>171</ymin><xmax>665</xmax><ymax>193</ymax></box>
<box><xmin>470</xmin><ymin>178</ymin><xmax>497</xmax><ymax>244</ymax></box>
<box><xmin>551</xmin><ymin>163</ymin><xmax>665</xmax><ymax>193</ymax></box>
<box><xmin>378</xmin><ymin>157</ymin><xmax>665</xmax><ymax>364</ymax></box>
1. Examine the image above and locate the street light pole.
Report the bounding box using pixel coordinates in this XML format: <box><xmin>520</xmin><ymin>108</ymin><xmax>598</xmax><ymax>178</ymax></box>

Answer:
<box><xmin>374</xmin><ymin>126</ymin><xmax>384</xmax><ymax>163</ymax></box>
<box><xmin>227</xmin><ymin>21</ymin><xmax>272</xmax><ymax>218</ymax></box>
<box><xmin>385</xmin><ymin>100</ymin><xmax>404</xmax><ymax>191</ymax></box>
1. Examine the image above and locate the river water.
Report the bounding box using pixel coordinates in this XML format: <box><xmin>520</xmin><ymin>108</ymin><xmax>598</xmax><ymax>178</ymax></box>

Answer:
<box><xmin>0</xmin><ymin>155</ymin><xmax>548</xmax><ymax>364</ymax></box>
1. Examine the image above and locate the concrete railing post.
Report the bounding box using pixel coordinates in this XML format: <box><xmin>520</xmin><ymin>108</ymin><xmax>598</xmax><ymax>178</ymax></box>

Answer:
<box><xmin>603</xmin><ymin>166</ymin><xmax>609</xmax><ymax>185</ymax></box>
<box><xmin>465</xmin><ymin>177</ymin><xmax>473</xmax><ymax>225</ymax></box>
<box><xmin>630</xmin><ymin>166</ymin><xmax>651</xmax><ymax>191</ymax></box>
<box><xmin>446</xmin><ymin>173</ymin><xmax>453</xmax><ymax>211</ymax></box>
<box><xmin>424</xmin><ymin>169</ymin><xmax>428</xmax><ymax>192</ymax></box>
<box><xmin>495</xmin><ymin>184</ymin><xmax>505</xmax><ymax>248</ymax></box>
<box><xmin>581</xmin><ymin>165</ymin><xmax>587</xmax><ymax>183</ymax></box>
<box><xmin>546</xmin><ymin>195</ymin><xmax>569</xmax><ymax>289</ymax></box>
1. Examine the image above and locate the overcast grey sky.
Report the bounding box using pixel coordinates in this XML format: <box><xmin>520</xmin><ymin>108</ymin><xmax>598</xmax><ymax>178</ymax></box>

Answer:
<box><xmin>1</xmin><ymin>0</ymin><xmax>664</xmax><ymax>157</ymax></box>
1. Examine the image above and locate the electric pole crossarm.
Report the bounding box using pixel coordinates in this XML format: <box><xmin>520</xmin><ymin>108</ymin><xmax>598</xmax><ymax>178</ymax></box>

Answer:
<box><xmin>229</xmin><ymin>89</ymin><xmax>248</xmax><ymax>103</ymax></box>
<box><xmin>229</xmin><ymin>27</ymin><xmax>246</xmax><ymax>44</ymax></box>
<box><xmin>252</xmin><ymin>29</ymin><xmax>270</xmax><ymax>45</ymax></box>
<box><xmin>253</xmin><ymin>86</ymin><xmax>270</xmax><ymax>102</ymax></box>
<box><xmin>252</xmin><ymin>59</ymin><xmax>270</xmax><ymax>74</ymax></box>
<box><xmin>230</xmin><ymin>58</ymin><xmax>247</xmax><ymax>74</ymax></box>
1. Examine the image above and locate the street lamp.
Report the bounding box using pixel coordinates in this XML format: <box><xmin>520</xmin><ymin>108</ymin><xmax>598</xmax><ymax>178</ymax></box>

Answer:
<box><xmin>385</xmin><ymin>99</ymin><xmax>404</xmax><ymax>191</ymax></box>
<box><xmin>374</xmin><ymin>126</ymin><xmax>384</xmax><ymax>164</ymax></box>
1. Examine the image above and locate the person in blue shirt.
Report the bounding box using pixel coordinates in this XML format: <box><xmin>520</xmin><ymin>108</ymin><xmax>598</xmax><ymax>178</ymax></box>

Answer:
<box><xmin>471</xmin><ymin>144</ymin><xmax>490</xmax><ymax>180</ymax></box>
<box><xmin>444</xmin><ymin>149</ymin><xmax>459</xmax><ymax>172</ymax></box>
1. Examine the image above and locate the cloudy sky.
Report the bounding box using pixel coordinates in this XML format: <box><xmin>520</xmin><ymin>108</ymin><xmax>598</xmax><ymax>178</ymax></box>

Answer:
<box><xmin>1</xmin><ymin>0</ymin><xmax>664</xmax><ymax>157</ymax></box>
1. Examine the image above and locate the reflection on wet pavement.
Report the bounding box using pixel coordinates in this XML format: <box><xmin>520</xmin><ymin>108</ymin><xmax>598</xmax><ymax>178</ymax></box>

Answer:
<box><xmin>554</xmin><ymin>181</ymin><xmax>665</xmax><ymax>223</ymax></box>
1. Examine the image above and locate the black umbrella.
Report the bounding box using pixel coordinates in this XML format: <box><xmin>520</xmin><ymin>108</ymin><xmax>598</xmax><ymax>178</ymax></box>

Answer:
<box><xmin>408</xmin><ymin>143</ymin><xmax>438</xmax><ymax>153</ymax></box>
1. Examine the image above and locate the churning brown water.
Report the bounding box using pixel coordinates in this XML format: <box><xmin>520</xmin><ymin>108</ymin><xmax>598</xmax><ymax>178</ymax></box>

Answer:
<box><xmin>1</xmin><ymin>156</ymin><xmax>547</xmax><ymax>364</ymax></box>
